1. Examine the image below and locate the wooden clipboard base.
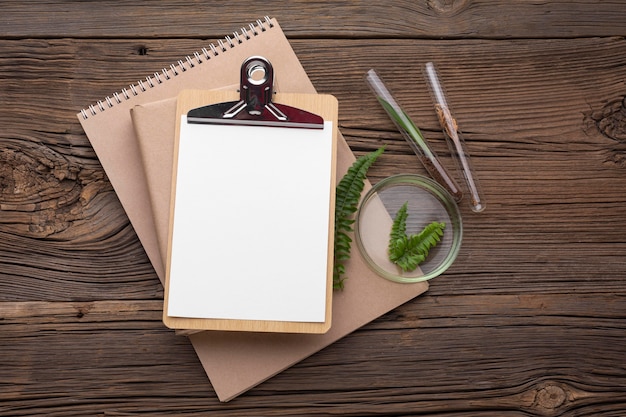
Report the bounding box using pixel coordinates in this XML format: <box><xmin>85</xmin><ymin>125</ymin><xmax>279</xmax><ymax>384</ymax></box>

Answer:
<box><xmin>162</xmin><ymin>90</ymin><xmax>338</xmax><ymax>334</ymax></box>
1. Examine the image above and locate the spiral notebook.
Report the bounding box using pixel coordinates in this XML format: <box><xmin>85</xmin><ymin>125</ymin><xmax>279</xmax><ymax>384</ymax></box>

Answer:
<box><xmin>77</xmin><ymin>16</ymin><xmax>309</xmax><ymax>278</ymax></box>
<box><xmin>77</xmin><ymin>17</ymin><xmax>429</xmax><ymax>402</ymax></box>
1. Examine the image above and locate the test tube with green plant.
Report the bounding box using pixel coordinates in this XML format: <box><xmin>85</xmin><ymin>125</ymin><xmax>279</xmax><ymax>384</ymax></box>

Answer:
<box><xmin>365</xmin><ymin>69</ymin><xmax>462</xmax><ymax>202</ymax></box>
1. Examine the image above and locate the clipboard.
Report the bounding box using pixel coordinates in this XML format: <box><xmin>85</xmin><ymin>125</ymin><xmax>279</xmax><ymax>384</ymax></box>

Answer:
<box><xmin>163</xmin><ymin>57</ymin><xmax>338</xmax><ymax>333</ymax></box>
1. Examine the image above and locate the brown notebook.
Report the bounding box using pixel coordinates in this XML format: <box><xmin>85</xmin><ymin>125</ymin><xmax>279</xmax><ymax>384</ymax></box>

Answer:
<box><xmin>132</xmin><ymin>96</ymin><xmax>428</xmax><ymax>402</ymax></box>
<box><xmin>77</xmin><ymin>17</ymin><xmax>428</xmax><ymax>401</ymax></box>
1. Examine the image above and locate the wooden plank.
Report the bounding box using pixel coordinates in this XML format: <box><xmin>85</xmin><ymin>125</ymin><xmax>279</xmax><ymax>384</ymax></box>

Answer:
<box><xmin>1</xmin><ymin>295</ymin><xmax>624</xmax><ymax>415</ymax></box>
<box><xmin>1</xmin><ymin>1</ymin><xmax>625</xmax><ymax>39</ymax></box>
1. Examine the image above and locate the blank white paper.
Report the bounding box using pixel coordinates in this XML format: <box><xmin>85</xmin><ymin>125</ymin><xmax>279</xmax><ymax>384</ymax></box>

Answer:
<box><xmin>167</xmin><ymin>117</ymin><xmax>333</xmax><ymax>322</ymax></box>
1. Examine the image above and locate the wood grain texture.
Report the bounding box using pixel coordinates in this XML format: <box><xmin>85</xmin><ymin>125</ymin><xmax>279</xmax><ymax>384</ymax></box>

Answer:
<box><xmin>1</xmin><ymin>1</ymin><xmax>626</xmax><ymax>39</ymax></box>
<box><xmin>1</xmin><ymin>1</ymin><xmax>626</xmax><ymax>415</ymax></box>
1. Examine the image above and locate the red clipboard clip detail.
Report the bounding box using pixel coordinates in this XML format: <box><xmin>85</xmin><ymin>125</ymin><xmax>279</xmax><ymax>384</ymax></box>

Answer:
<box><xmin>187</xmin><ymin>56</ymin><xmax>324</xmax><ymax>129</ymax></box>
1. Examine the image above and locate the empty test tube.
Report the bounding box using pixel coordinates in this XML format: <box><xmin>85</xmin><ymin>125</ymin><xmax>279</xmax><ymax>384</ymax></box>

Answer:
<box><xmin>424</xmin><ymin>62</ymin><xmax>486</xmax><ymax>212</ymax></box>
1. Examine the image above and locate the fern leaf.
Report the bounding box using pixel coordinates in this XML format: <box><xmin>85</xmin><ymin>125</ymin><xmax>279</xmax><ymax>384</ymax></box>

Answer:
<box><xmin>388</xmin><ymin>202</ymin><xmax>409</xmax><ymax>264</ymax></box>
<box><xmin>387</xmin><ymin>201</ymin><xmax>446</xmax><ymax>272</ymax></box>
<box><xmin>390</xmin><ymin>202</ymin><xmax>409</xmax><ymax>242</ymax></box>
<box><xmin>391</xmin><ymin>236</ymin><xmax>427</xmax><ymax>272</ymax></box>
<box><xmin>414</xmin><ymin>221</ymin><xmax>446</xmax><ymax>257</ymax></box>
<box><xmin>333</xmin><ymin>146</ymin><xmax>385</xmax><ymax>289</ymax></box>
<box><xmin>388</xmin><ymin>236</ymin><xmax>409</xmax><ymax>264</ymax></box>
<box><xmin>335</xmin><ymin>146</ymin><xmax>385</xmax><ymax>218</ymax></box>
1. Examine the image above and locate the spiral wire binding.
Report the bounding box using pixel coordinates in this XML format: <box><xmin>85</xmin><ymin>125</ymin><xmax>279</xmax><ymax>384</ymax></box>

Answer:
<box><xmin>80</xmin><ymin>16</ymin><xmax>274</xmax><ymax>120</ymax></box>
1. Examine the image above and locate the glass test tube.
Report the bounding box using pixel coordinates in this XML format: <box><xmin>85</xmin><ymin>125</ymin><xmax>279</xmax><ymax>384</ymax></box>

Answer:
<box><xmin>424</xmin><ymin>62</ymin><xmax>486</xmax><ymax>213</ymax></box>
<box><xmin>366</xmin><ymin>69</ymin><xmax>463</xmax><ymax>202</ymax></box>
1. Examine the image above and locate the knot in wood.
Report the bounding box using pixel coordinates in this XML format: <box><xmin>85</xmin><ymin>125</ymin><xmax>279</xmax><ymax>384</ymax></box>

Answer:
<box><xmin>426</xmin><ymin>0</ymin><xmax>468</xmax><ymax>15</ymax></box>
<box><xmin>0</xmin><ymin>141</ymin><xmax>112</xmax><ymax>238</ymax></box>
<box><xmin>74</xmin><ymin>303</ymin><xmax>93</xmax><ymax>319</ymax></box>
<box><xmin>534</xmin><ymin>383</ymin><xmax>566</xmax><ymax>411</ymax></box>
<box><xmin>0</xmin><ymin>142</ymin><xmax>77</xmax><ymax>197</ymax></box>
<box><xmin>585</xmin><ymin>96</ymin><xmax>626</xmax><ymax>142</ymax></box>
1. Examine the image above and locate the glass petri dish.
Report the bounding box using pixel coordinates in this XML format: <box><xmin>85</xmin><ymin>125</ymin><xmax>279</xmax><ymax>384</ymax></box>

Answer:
<box><xmin>355</xmin><ymin>174</ymin><xmax>462</xmax><ymax>283</ymax></box>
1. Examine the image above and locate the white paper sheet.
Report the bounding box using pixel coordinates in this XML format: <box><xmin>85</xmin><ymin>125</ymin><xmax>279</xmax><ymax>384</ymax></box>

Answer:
<box><xmin>167</xmin><ymin>118</ymin><xmax>333</xmax><ymax>322</ymax></box>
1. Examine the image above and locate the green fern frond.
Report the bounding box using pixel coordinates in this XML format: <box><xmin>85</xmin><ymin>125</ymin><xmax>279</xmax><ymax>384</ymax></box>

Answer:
<box><xmin>387</xmin><ymin>202</ymin><xmax>445</xmax><ymax>273</ymax></box>
<box><xmin>414</xmin><ymin>221</ymin><xmax>446</xmax><ymax>256</ymax></box>
<box><xmin>333</xmin><ymin>146</ymin><xmax>385</xmax><ymax>290</ymax></box>
<box><xmin>390</xmin><ymin>235</ymin><xmax>427</xmax><ymax>273</ymax></box>
<box><xmin>389</xmin><ymin>201</ymin><xmax>408</xmax><ymax>242</ymax></box>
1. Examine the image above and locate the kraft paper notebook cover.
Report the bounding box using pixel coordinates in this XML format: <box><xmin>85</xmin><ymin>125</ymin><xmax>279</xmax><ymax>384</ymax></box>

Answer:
<box><xmin>77</xmin><ymin>16</ymin><xmax>428</xmax><ymax>401</ymax></box>
<box><xmin>77</xmin><ymin>17</ymin><xmax>309</xmax><ymax>278</ymax></box>
<box><xmin>132</xmin><ymin>97</ymin><xmax>429</xmax><ymax>402</ymax></box>
<box><xmin>163</xmin><ymin>88</ymin><xmax>338</xmax><ymax>333</ymax></box>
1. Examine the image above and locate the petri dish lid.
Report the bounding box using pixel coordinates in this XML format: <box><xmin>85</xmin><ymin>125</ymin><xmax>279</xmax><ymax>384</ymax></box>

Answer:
<box><xmin>355</xmin><ymin>174</ymin><xmax>463</xmax><ymax>283</ymax></box>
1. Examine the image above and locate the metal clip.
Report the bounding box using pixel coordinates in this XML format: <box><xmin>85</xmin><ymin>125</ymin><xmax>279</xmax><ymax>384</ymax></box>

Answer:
<box><xmin>187</xmin><ymin>56</ymin><xmax>323</xmax><ymax>129</ymax></box>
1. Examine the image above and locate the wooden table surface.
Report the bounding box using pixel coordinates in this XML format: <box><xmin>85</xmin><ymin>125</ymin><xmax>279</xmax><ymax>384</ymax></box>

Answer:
<box><xmin>2</xmin><ymin>1</ymin><xmax>626</xmax><ymax>415</ymax></box>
